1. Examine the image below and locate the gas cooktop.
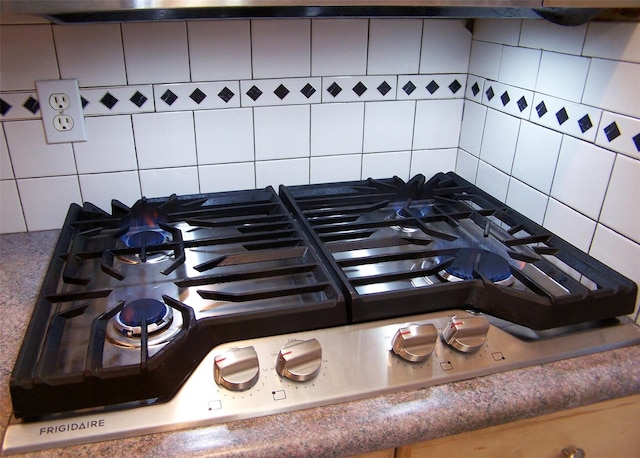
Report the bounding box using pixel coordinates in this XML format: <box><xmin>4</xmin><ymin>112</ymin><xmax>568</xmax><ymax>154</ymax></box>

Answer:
<box><xmin>4</xmin><ymin>172</ymin><xmax>639</xmax><ymax>455</ymax></box>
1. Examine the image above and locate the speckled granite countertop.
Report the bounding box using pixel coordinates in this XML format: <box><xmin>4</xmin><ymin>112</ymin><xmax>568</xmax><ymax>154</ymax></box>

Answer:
<box><xmin>1</xmin><ymin>230</ymin><xmax>639</xmax><ymax>457</ymax></box>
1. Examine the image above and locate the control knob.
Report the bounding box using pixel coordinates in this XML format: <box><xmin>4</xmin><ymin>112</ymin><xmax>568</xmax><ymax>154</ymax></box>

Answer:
<box><xmin>442</xmin><ymin>314</ymin><xmax>490</xmax><ymax>353</ymax></box>
<box><xmin>276</xmin><ymin>338</ymin><xmax>322</xmax><ymax>382</ymax></box>
<box><xmin>214</xmin><ymin>346</ymin><xmax>260</xmax><ymax>391</ymax></box>
<box><xmin>391</xmin><ymin>323</ymin><xmax>438</xmax><ymax>362</ymax></box>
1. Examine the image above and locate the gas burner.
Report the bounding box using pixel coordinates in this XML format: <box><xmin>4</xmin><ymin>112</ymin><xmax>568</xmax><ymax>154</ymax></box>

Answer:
<box><xmin>387</xmin><ymin>206</ymin><xmax>428</xmax><ymax>233</ymax></box>
<box><xmin>118</xmin><ymin>228</ymin><xmax>172</xmax><ymax>264</ymax></box>
<box><xmin>439</xmin><ymin>248</ymin><xmax>514</xmax><ymax>286</ymax></box>
<box><xmin>107</xmin><ymin>298</ymin><xmax>181</xmax><ymax>348</ymax></box>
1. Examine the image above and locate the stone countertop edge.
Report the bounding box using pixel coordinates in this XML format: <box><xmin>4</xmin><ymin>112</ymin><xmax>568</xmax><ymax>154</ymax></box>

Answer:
<box><xmin>1</xmin><ymin>230</ymin><xmax>639</xmax><ymax>458</ymax></box>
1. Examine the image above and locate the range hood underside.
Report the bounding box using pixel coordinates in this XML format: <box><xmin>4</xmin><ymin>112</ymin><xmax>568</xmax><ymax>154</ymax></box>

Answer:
<box><xmin>1</xmin><ymin>1</ymin><xmax>624</xmax><ymax>26</ymax></box>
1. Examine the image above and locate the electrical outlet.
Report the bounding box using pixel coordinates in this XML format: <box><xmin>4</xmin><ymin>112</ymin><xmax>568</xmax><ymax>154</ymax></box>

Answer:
<box><xmin>35</xmin><ymin>79</ymin><xmax>87</xmax><ymax>144</ymax></box>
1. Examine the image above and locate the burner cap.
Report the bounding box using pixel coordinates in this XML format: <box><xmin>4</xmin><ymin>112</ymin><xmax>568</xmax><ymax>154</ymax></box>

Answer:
<box><xmin>441</xmin><ymin>248</ymin><xmax>513</xmax><ymax>285</ymax></box>
<box><xmin>114</xmin><ymin>298</ymin><xmax>173</xmax><ymax>338</ymax></box>
<box><xmin>125</xmin><ymin>230</ymin><xmax>166</xmax><ymax>248</ymax></box>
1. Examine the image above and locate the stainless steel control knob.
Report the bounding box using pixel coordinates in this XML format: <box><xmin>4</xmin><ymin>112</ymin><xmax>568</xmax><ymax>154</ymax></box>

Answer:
<box><xmin>391</xmin><ymin>323</ymin><xmax>438</xmax><ymax>362</ymax></box>
<box><xmin>276</xmin><ymin>338</ymin><xmax>322</xmax><ymax>382</ymax></box>
<box><xmin>213</xmin><ymin>346</ymin><xmax>260</xmax><ymax>391</ymax></box>
<box><xmin>441</xmin><ymin>314</ymin><xmax>490</xmax><ymax>353</ymax></box>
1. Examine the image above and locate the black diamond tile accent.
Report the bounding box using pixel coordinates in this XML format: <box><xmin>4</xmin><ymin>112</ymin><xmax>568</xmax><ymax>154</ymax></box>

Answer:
<box><xmin>327</xmin><ymin>82</ymin><xmax>342</xmax><ymax>97</ymax></box>
<box><xmin>100</xmin><ymin>92</ymin><xmax>118</xmax><ymax>110</ymax></box>
<box><xmin>517</xmin><ymin>96</ymin><xmax>528</xmax><ymax>112</ymax></box>
<box><xmin>577</xmin><ymin>114</ymin><xmax>593</xmax><ymax>133</ymax></box>
<box><xmin>81</xmin><ymin>96</ymin><xmax>90</xmax><ymax>109</ymax></box>
<box><xmin>603</xmin><ymin>122</ymin><xmax>621</xmax><ymax>142</ymax></box>
<box><xmin>23</xmin><ymin>96</ymin><xmax>40</xmax><ymax>114</ymax></box>
<box><xmin>471</xmin><ymin>82</ymin><xmax>480</xmax><ymax>96</ymax></box>
<box><xmin>130</xmin><ymin>91</ymin><xmax>147</xmax><ymax>108</ymax></box>
<box><xmin>218</xmin><ymin>87</ymin><xmax>235</xmax><ymax>103</ymax></box>
<box><xmin>353</xmin><ymin>82</ymin><xmax>367</xmax><ymax>97</ymax></box>
<box><xmin>0</xmin><ymin>98</ymin><xmax>12</xmax><ymax>116</ymax></box>
<box><xmin>190</xmin><ymin>88</ymin><xmax>207</xmax><ymax>104</ymax></box>
<box><xmin>632</xmin><ymin>133</ymin><xmax>640</xmax><ymax>152</ymax></box>
<box><xmin>160</xmin><ymin>90</ymin><xmax>177</xmax><ymax>106</ymax></box>
<box><xmin>556</xmin><ymin>107</ymin><xmax>569</xmax><ymax>126</ymax></box>
<box><xmin>403</xmin><ymin>81</ymin><xmax>416</xmax><ymax>95</ymax></box>
<box><xmin>500</xmin><ymin>91</ymin><xmax>510</xmax><ymax>107</ymax></box>
<box><xmin>449</xmin><ymin>79</ymin><xmax>462</xmax><ymax>94</ymax></box>
<box><xmin>426</xmin><ymin>80</ymin><xmax>440</xmax><ymax>95</ymax></box>
<box><xmin>536</xmin><ymin>101</ymin><xmax>548</xmax><ymax>118</ymax></box>
<box><xmin>300</xmin><ymin>83</ymin><xmax>316</xmax><ymax>99</ymax></box>
<box><xmin>377</xmin><ymin>81</ymin><xmax>391</xmax><ymax>96</ymax></box>
<box><xmin>274</xmin><ymin>84</ymin><xmax>290</xmax><ymax>100</ymax></box>
<box><xmin>485</xmin><ymin>86</ymin><xmax>494</xmax><ymax>101</ymax></box>
<box><xmin>246</xmin><ymin>85</ymin><xmax>263</xmax><ymax>101</ymax></box>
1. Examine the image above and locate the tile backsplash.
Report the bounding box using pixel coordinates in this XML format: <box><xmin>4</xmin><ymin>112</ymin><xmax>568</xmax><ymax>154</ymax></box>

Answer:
<box><xmin>0</xmin><ymin>17</ymin><xmax>639</xmax><ymax>319</ymax></box>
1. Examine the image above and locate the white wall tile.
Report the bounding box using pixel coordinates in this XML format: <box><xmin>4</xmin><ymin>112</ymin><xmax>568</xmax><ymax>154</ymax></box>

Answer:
<box><xmin>583</xmin><ymin>59</ymin><xmax>640</xmax><ymax>119</ymax></box>
<box><xmin>311</xmin><ymin>102</ymin><xmax>364</xmax><ymax>156</ymax></box>
<box><xmin>139</xmin><ymin>167</ymin><xmax>199</xmax><ymax>197</ymax></box>
<box><xmin>519</xmin><ymin>20</ymin><xmax>587</xmax><ymax>55</ymax></box>
<box><xmin>199</xmin><ymin>162</ymin><xmax>255</xmax><ymax>192</ymax></box>
<box><xmin>595</xmin><ymin>112</ymin><xmax>640</xmax><ymax>160</ymax></box>
<box><xmin>465</xmin><ymin>75</ymin><xmax>484</xmax><ymax>104</ymax></box>
<box><xmin>498</xmin><ymin>46</ymin><xmax>540</xmax><ymax>90</ymax></box>
<box><xmin>255</xmin><ymin>158</ymin><xmax>309</xmax><ymax>188</ymax></box>
<box><xmin>122</xmin><ymin>22</ymin><xmax>190</xmax><ymax>84</ymax></box>
<box><xmin>74</xmin><ymin>116</ymin><xmax>137</xmax><ymax>174</ymax></box>
<box><xmin>4</xmin><ymin>120</ymin><xmax>76</xmax><ymax>178</ymax></box>
<box><xmin>459</xmin><ymin>100</ymin><xmax>486</xmax><ymax>157</ymax></box>
<box><xmin>311</xmin><ymin>19</ymin><xmax>368</xmax><ymax>76</ymax></box>
<box><xmin>79</xmin><ymin>171</ymin><xmax>141</xmax><ymax>210</ymax></box>
<box><xmin>188</xmin><ymin>20</ymin><xmax>251</xmax><ymax>81</ymax></box>
<box><xmin>0</xmin><ymin>127</ymin><xmax>13</xmax><ymax>179</ymax></box>
<box><xmin>363</xmin><ymin>101</ymin><xmax>415</xmax><ymax>153</ymax></box>
<box><xmin>583</xmin><ymin>22</ymin><xmax>640</xmax><ymax>64</ymax></box>
<box><xmin>17</xmin><ymin>176</ymin><xmax>81</xmax><ymax>231</ymax></box>
<box><xmin>505</xmin><ymin>177</ymin><xmax>548</xmax><ymax>224</ymax></box>
<box><xmin>479</xmin><ymin>109</ymin><xmax>520</xmax><ymax>174</ymax></box>
<box><xmin>420</xmin><ymin>20</ymin><xmax>472</xmax><ymax>74</ymax></box>
<box><xmin>536</xmin><ymin>51</ymin><xmax>590</xmax><ymax>103</ymax></box>
<box><xmin>413</xmin><ymin>99</ymin><xmax>463</xmax><ymax>150</ymax></box>
<box><xmin>132</xmin><ymin>112</ymin><xmax>197</xmax><ymax>169</ymax></box>
<box><xmin>476</xmin><ymin>161</ymin><xmax>509</xmax><ymax>201</ymax></box>
<box><xmin>155</xmin><ymin>82</ymin><xmax>241</xmax><ymax>112</ymax></box>
<box><xmin>195</xmin><ymin>108</ymin><xmax>254</xmax><ymax>165</ymax></box>
<box><xmin>310</xmin><ymin>154</ymin><xmax>361</xmax><ymax>183</ymax></box>
<box><xmin>410</xmin><ymin>148</ymin><xmax>457</xmax><ymax>179</ymax></box>
<box><xmin>599</xmin><ymin>154</ymin><xmax>640</xmax><ymax>243</ymax></box>
<box><xmin>590</xmin><ymin>224</ymin><xmax>640</xmax><ymax>313</ymax></box>
<box><xmin>0</xmin><ymin>25</ymin><xmax>58</xmax><ymax>91</ymax></box>
<box><xmin>472</xmin><ymin>19</ymin><xmax>521</xmax><ymax>46</ymax></box>
<box><xmin>468</xmin><ymin>41</ymin><xmax>502</xmax><ymax>80</ymax></box>
<box><xmin>361</xmin><ymin>151</ymin><xmax>411</xmax><ymax>181</ymax></box>
<box><xmin>254</xmin><ymin>105</ymin><xmax>310</xmax><ymax>160</ymax></box>
<box><xmin>511</xmin><ymin>121</ymin><xmax>562</xmax><ymax>194</ymax></box>
<box><xmin>455</xmin><ymin>148</ymin><xmax>479</xmax><ymax>182</ymax></box>
<box><xmin>252</xmin><ymin>19</ymin><xmax>310</xmax><ymax>79</ymax></box>
<box><xmin>550</xmin><ymin>136</ymin><xmax>615</xmax><ymax>220</ymax></box>
<box><xmin>367</xmin><ymin>19</ymin><xmax>423</xmax><ymax>75</ymax></box>
<box><xmin>543</xmin><ymin>198</ymin><xmax>596</xmax><ymax>252</ymax></box>
<box><xmin>0</xmin><ymin>180</ymin><xmax>26</xmax><ymax>233</ymax></box>
<box><xmin>53</xmin><ymin>24</ymin><xmax>126</xmax><ymax>87</ymax></box>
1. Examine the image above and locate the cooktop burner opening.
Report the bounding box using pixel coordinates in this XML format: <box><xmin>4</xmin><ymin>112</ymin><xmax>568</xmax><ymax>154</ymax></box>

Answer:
<box><xmin>438</xmin><ymin>247</ymin><xmax>515</xmax><ymax>286</ymax></box>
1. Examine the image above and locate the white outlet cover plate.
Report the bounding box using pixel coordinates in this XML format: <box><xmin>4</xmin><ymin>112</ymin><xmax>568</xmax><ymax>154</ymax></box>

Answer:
<box><xmin>35</xmin><ymin>79</ymin><xmax>87</xmax><ymax>144</ymax></box>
